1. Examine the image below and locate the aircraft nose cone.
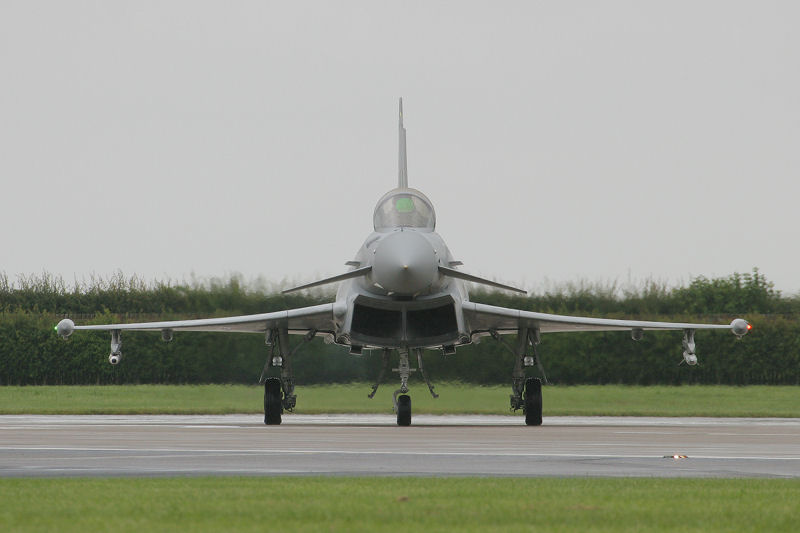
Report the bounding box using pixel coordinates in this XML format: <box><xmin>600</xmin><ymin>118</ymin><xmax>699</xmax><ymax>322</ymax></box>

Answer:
<box><xmin>373</xmin><ymin>231</ymin><xmax>438</xmax><ymax>295</ymax></box>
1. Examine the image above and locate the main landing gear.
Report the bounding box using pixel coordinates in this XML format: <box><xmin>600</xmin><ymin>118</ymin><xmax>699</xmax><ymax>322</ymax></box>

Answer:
<box><xmin>369</xmin><ymin>347</ymin><xmax>439</xmax><ymax>426</ymax></box>
<box><xmin>260</xmin><ymin>327</ymin><xmax>315</xmax><ymax>425</ymax></box>
<box><xmin>492</xmin><ymin>327</ymin><xmax>546</xmax><ymax>426</ymax></box>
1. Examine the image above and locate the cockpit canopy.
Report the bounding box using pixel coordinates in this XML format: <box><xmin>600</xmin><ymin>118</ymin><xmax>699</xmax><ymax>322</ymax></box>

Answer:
<box><xmin>373</xmin><ymin>188</ymin><xmax>436</xmax><ymax>232</ymax></box>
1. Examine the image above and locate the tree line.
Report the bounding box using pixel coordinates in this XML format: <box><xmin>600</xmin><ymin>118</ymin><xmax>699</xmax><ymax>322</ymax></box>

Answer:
<box><xmin>1</xmin><ymin>269</ymin><xmax>797</xmax><ymax>386</ymax></box>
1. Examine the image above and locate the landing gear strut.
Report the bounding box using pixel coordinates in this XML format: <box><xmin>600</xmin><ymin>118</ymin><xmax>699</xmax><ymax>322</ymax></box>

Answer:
<box><xmin>393</xmin><ymin>348</ymin><xmax>412</xmax><ymax>426</ymax></box>
<box><xmin>368</xmin><ymin>349</ymin><xmax>391</xmax><ymax>399</ymax></box>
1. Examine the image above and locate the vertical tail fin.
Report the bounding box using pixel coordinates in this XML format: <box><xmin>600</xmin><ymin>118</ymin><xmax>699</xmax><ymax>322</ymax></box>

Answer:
<box><xmin>398</xmin><ymin>98</ymin><xmax>408</xmax><ymax>188</ymax></box>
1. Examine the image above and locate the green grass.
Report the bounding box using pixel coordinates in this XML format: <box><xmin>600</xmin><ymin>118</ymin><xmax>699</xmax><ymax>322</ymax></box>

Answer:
<box><xmin>0</xmin><ymin>477</ymin><xmax>798</xmax><ymax>532</ymax></box>
<box><xmin>0</xmin><ymin>384</ymin><xmax>798</xmax><ymax>417</ymax></box>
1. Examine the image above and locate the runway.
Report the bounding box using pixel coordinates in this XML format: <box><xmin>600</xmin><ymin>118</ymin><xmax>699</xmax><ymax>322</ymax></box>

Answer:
<box><xmin>1</xmin><ymin>415</ymin><xmax>798</xmax><ymax>478</ymax></box>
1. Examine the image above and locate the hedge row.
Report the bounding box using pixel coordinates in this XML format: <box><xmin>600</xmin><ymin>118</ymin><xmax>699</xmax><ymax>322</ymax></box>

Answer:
<box><xmin>1</xmin><ymin>269</ymin><xmax>798</xmax><ymax>385</ymax></box>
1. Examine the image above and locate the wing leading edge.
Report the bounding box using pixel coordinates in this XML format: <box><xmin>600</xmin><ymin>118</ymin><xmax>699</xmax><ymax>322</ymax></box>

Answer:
<box><xmin>462</xmin><ymin>301</ymin><xmax>750</xmax><ymax>336</ymax></box>
<box><xmin>56</xmin><ymin>303</ymin><xmax>336</xmax><ymax>337</ymax></box>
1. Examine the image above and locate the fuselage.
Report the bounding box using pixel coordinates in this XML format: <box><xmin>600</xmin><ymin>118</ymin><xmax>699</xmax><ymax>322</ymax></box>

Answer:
<box><xmin>333</xmin><ymin>187</ymin><xmax>470</xmax><ymax>350</ymax></box>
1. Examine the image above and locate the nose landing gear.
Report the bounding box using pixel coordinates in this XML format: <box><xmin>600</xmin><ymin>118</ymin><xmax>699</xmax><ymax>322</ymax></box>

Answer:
<box><xmin>369</xmin><ymin>347</ymin><xmax>439</xmax><ymax>426</ymax></box>
<box><xmin>391</xmin><ymin>348</ymin><xmax>412</xmax><ymax>421</ymax></box>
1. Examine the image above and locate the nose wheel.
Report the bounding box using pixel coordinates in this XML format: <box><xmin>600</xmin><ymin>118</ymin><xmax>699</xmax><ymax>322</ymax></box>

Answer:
<box><xmin>392</xmin><ymin>348</ymin><xmax>412</xmax><ymax>426</ymax></box>
<box><xmin>396</xmin><ymin>394</ymin><xmax>411</xmax><ymax>426</ymax></box>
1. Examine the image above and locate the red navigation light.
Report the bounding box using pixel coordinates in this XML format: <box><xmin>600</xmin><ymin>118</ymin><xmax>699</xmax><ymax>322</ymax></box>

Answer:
<box><xmin>747</xmin><ymin>323</ymin><xmax>753</xmax><ymax>330</ymax></box>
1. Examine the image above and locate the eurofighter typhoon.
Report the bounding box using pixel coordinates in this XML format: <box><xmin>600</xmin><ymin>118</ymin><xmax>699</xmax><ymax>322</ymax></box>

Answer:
<box><xmin>56</xmin><ymin>100</ymin><xmax>751</xmax><ymax>426</ymax></box>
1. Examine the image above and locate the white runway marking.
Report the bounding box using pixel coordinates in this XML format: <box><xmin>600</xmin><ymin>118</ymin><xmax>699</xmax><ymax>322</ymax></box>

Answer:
<box><xmin>2</xmin><ymin>415</ymin><xmax>799</xmax><ymax>477</ymax></box>
<box><xmin>1</xmin><ymin>446</ymin><xmax>798</xmax><ymax>462</ymax></box>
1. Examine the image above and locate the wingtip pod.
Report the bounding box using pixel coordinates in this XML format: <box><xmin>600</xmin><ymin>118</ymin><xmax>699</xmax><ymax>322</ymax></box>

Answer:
<box><xmin>731</xmin><ymin>318</ymin><xmax>751</xmax><ymax>337</ymax></box>
<box><xmin>56</xmin><ymin>318</ymin><xmax>75</xmax><ymax>339</ymax></box>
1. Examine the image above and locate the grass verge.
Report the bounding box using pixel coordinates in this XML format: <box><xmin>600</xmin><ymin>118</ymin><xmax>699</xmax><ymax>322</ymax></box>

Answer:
<box><xmin>0</xmin><ymin>384</ymin><xmax>798</xmax><ymax>417</ymax></box>
<box><xmin>1</xmin><ymin>477</ymin><xmax>798</xmax><ymax>532</ymax></box>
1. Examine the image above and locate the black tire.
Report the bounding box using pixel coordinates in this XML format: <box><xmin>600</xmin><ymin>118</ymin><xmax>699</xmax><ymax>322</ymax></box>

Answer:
<box><xmin>524</xmin><ymin>377</ymin><xmax>543</xmax><ymax>426</ymax></box>
<box><xmin>264</xmin><ymin>378</ymin><xmax>283</xmax><ymax>425</ymax></box>
<box><xmin>397</xmin><ymin>394</ymin><xmax>411</xmax><ymax>426</ymax></box>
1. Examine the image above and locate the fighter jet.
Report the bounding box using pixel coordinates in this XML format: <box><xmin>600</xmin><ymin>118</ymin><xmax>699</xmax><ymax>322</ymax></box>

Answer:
<box><xmin>56</xmin><ymin>99</ymin><xmax>751</xmax><ymax>426</ymax></box>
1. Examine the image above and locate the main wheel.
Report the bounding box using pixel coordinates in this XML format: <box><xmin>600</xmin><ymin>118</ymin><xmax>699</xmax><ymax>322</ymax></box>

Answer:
<box><xmin>524</xmin><ymin>377</ymin><xmax>542</xmax><ymax>426</ymax></box>
<box><xmin>397</xmin><ymin>394</ymin><xmax>411</xmax><ymax>426</ymax></box>
<box><xmin>264</xmin><ymin>377</ymin><xmax>283</xmax><ymax>425</ymax></box>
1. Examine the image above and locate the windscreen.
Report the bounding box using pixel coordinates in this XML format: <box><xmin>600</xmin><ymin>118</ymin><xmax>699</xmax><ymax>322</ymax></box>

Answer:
<box><xmin>373</xmin><ymin>191</ymin><xmax>435</xmax><ymax>231</ymax></box>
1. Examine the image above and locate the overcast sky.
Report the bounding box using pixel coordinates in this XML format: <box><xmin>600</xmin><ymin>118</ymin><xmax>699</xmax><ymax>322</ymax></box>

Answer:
<box><xmin>2</xmin><ymin>1</ymin><xmax>798</xmax><ymax>295</ymax></box>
